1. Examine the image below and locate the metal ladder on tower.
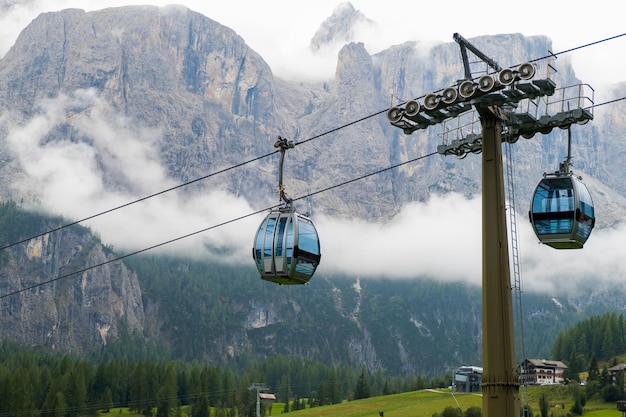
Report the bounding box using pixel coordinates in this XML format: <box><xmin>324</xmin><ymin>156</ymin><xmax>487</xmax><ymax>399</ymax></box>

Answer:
<box><xmin>503</xmin><ymin>137</ymin><xmax>529</xmax><ymax>414</ymax></box>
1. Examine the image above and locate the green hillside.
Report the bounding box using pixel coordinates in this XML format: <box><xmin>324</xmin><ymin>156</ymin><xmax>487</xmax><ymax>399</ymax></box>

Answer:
<box><xmin>279</xmin><ymin>385</ymin><xmax>621</xmax><ymax>417</ymax></box>
<box><xmin>109</xmin><ymin>386</ymin><xmax>622</xmax><ymax>417</ymax></box>
<box><xmin>283</xmin><ymin>389</ymin><xmax>481</xmax><ymax>417</ymax></box>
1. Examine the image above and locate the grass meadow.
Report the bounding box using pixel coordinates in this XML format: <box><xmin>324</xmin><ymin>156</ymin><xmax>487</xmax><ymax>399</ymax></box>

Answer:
<box><xmin>108</xmin><ymin>385</ymin><xmax>623</xmax><ymax>417</ymax></box>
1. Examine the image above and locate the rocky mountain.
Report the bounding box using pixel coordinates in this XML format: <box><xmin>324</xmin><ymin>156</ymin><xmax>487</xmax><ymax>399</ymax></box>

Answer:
<box><xmin>310</xmin><ymin>2</ymin><xmax>375</xmax><ymax>52</ymax></box>
<box><xmin>1</xmin><ymin>5</ymin><xmax>624</xmax><ymax>221</ymax></box>
<box><xmin>0</xmin><ymin>202</ymin><xmax>144</xmax><ymax>353</ymax></box>
<box><xmin>0</xmin><ymin>0</ymin><xmax>23</xmax><ymax>12</ymax></box>
<box><xmin>0</xmin><ymin>4</ymin><xmax>624</xmax><ymax>374</ymax></box>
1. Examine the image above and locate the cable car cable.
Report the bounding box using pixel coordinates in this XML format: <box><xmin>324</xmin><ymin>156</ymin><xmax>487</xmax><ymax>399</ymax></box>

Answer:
<box><xmin>0</xmin><ymin>150</ymin><xmax>438</xmax><ymax>298</ymax></box>
<box><xmin>586</xmin><ymin>95</ymin><xmax>626</xmax><ymax>110</ymax></box>
<box><xmin>293</xmin><ymin>151</ymin><xmax>439</xmax><ymax>201</ymax></box>
<box><xmin>529</xmin><ymin>32</ymin><xmax>626</xmax><ymax>63</ymax></box>
<box><xmin>0</xmin><ymin>33</ymin><xmax>622</xmax><ymax>253</ymax></box>
<box><xmin>0</xmin><ymin>109</ymin><xmax>386</xmax><ymax>252</ymax></box>
<box><xmin>0</xmin><ymin>150</ymin><xmax>278</xmax><ymax>252</ymax></box>
<box><xmin>295</xmin><ymin>109</ymin><xmax>388</xmax><ymax>147</ymax></box>
<box><xmin>0</xmin><ymin>102</ymin><xmax>392</xmax><ymax>254</ymax></box>
<box><xmin>3</xmin><ymin>92</ymin><xmax>625</xmax><ymax>294</ymax></box>
<box><xmin>0</xmin><ymin>205</ymin><xmax>277</xmax><ymax>299</ymax></box>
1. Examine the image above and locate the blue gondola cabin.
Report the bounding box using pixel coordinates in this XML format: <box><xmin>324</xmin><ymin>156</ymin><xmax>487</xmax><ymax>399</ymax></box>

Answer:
<box><xmin>253</xmin><ymin>207</ymin><xmax>321</xmax><ymax>284</ymax></box>
<box><xmin>529</xmin><ymin>172</ymin><xmax>595</xmax><ymax>249</ymax></box>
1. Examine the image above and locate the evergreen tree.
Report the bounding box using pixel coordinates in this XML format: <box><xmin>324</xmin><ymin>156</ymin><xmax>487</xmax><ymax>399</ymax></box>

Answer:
<box><xmin>600</xmin><ymin>365</ymin><xmax>611</xmax><ymax>387</ymax></box>
<box><xmin>33</xmin><ymin>365</ymin><xmax>53</xmax><ymax>410</ymax></box>
<box><xmin>601</xmin><ymin>384</ymin><xmax>621</xmax><ymax>402</ymax></box>
<box><xmin>538</xmin><ymin>392</ymin><xmax>549</xmax><ymax>417</ymax></box>
<box><xmin>551</xmin><ymin>333</ymin><xmax>565</xmax><ymax>361</ymax></box>
<box><xmin>100</xmin><ymin>387</ymin><xmax>114</xmax><ymax>413</ymax></box>
<box><xmin>352</xmin><ymin>370</ymin><xmax>370</xmax><ymax>400</ymax></box>
<box><xmin>156</xmin><ymin>365</ymin><xmax>178</xmax><ymax>417</ymax></box>
<box><xmin>221</xmin><ymin>368</ymin><xmax>236</xmax><ymax>410</ymax></box>
<box><xmin>602</xmin><ymin>319</ymin><xmax>616</xmax><ymax>359</ymax></box>
<box><xmin>7</xmin><ymin>368</ymin><xmax>35</xmax><ymax>417</ymax></box>
<box><xmin>440</xmin><ymin>405</ymin><xmax>462</xmax><ymax>417</ymax></box>
<box><xmin>42</xmin><ymin>391</ymin><xmax>67</xmax><ymax>417</ymax></box>
<box><xmin>234</xmin><ymin>375</ymin><xmax>253</xmax><ymax>417</ymax></box>
<box><xmin>327</xmin><ymin>370</ymin><xmax>341</xmax><ymax>405</ymax></box>
<box><xmin>587</xmin><ymin>354</ymin><xmax>599</xmax><ymax>382</ymax></box>
<box><xmin>371</xmin><ymin>369</ymin><xmax>385</xmax><ymax>397</ymax></box>
<box><xmin>316</xmin><ymin>381</ymin><xmax>326</xmax><ymax>407</ymax></box>
<box><xmin>93</xmin><ymin>363</ymin><xmax>109</xmax><ymax>401</ymax></box>
<box><xmin>130</xmin><ymin>360</ymin><xmax>158</xmax><ymax>417</ymax></box>
<box><xmin>570</xmin><ymin>391</ymin><xmax>583</xmax><ymax>415</ymax></box>
<box><xmin>617</xmin><ymin>314</ymin><xmax>626</xmax><ymax>352</ymax></box>
<box><xmin>278</xmin><ymin>375</ymin><xmax>290</xmax><ymax>406</ymax></box>
<box><xmin>205</xmin><ymin>366</ymin><xmax>222</xmax><ymax>407</ymax></box>
<box><xmin>105</xmin><ymin>359</ymin><xmax>130</xmax><ymax>407</ymax></box>
<box><xmin>566</xmin><ymin>349</ymin><xmax>580</xmax><ymax>381</ymax></box>
<box><xmin>64</xmin><ymin>363</ymin><xmax>89</xmax><ymax>417</ymax></box>
<box><xmin>191</xmin><ymin>396</ymin><xmax>210</xmax><ymax>417</ymax></box>
<box><xmin>317</xmin><ymin>371</ymin><xmax>341</xmax><ymax>406</ymax></box>
<box><xmin>130</xmin><ymin>362</ymin><xmax>148</xmax><ymax>415</ymax></box>
<box><xmin>382</xmin><ymin>381</ymin><xmax>390</xmax><ymax>396</ymax></box>
<box><xmin>464</xmin><ymin>406</ymin><xmax>482</xmax><ymax>417</ymax></box>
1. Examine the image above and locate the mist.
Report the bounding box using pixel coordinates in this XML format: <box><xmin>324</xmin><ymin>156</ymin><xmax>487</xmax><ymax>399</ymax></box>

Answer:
<box><xmin>316</xmin><ymin>193</ymin><xmax>626</xmax><ymax>296</ymax></box>
<box><xmin>2</xmin><ymin>89</ymin><xmax>260</xmax><ymax>263</ymax></box>
<box><xmin>4</xmin><ymin>88</ymin><xmax>625</xmax><ymax>297</ymax></box>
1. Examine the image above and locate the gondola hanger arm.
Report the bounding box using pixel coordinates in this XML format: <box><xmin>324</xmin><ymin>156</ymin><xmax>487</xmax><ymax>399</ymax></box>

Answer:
<box><xmin>274</xmin><ymin>136</ymin><xmax>295</xmax><ymax>206</ymax></box>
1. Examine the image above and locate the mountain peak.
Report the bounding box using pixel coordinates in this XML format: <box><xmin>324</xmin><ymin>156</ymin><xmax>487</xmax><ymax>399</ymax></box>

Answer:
<box><xmin>309</xmin><ymin>2</ymin><xmax>375</xmax><ymax>52</ymax></box>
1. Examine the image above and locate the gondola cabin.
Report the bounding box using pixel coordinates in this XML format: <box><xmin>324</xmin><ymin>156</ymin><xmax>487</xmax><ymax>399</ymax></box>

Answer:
<box><xmin>529</xmin><ymin>172</ymin><xmax>595</xmax><ymax>249</ymax></box>
<box><xmin>253</xmin><ymin>207</ymin><xmax>321</xmax><ymax>284</ymax></box>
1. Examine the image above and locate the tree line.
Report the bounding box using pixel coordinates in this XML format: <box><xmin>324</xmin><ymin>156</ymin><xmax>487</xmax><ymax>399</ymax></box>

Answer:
<box><xmin>552</xmin><ymin>311</ymin><xmax>626</xmax><ymax>365</ymax></box>
<box><xmin>0</xmin><ymin>341</ymin><xmax>454</xmax><ymax>417</ymax></box>
<box><xmin>551</xmin><ymin>312</ymin><xmax>626</xmax><ymax>403</ymax></box>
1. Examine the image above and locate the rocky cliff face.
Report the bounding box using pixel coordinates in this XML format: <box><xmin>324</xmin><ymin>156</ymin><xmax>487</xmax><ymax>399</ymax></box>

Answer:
<box><xmin>2</xmin><ymin>5</ymin><xmax>624</xmax><ymax>221</ymax></box>
<box><xmin>0</xmin><ymin>4</ymin><xmax>624</xmax><ymax>362</ymax></box>
<box><xmin>0</xmin><ymin>217</ymin><xmax>144</xmax><ymax>353</ymax></box>
<box><xmin>309</xmin><ymin>2</ymin><xmax>375</xmax><ymax>52</ymax></box>
<box><xmin>0</xmin><ymin>5</ymin><xmax>278</xmax><ymax>189</ymax></box>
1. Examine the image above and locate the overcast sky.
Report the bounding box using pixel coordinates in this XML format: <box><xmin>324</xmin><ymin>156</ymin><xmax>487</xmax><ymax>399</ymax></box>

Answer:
<box><xmin>1</xmin><ymin>0</ymin><xmax>625</xmax><ymax>296</ymax></box>
<box><xmin>2</xmin><ymin>0</ymin><xmax>626</xmax><ymax>89</ymax></box>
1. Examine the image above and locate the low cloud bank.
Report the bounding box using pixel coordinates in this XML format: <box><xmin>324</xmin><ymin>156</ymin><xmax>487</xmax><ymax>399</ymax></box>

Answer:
<box><xmin>4</xmin><ymin>89</ymin><xmax>624</xmax><ymax>296</ymax></box>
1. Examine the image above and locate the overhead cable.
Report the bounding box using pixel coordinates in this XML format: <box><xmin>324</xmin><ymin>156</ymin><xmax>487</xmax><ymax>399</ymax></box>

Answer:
<box><xmin>0</xmin><ymin>151</ymin><xmax>437</xmax><ymax>299</ymax></box>
<box><xmin>531</xmin><ymin>33</ymin><xmax>626</xmax><ymax>62</ymax></box>
<box><xmin>0</xmin><ymin>109</ymin><xmax>387</xmax><ymax>252</ymax></box>
<box><xmin>0</xmin><ymin>33</ymin><xmax>624</xmax><ymax>253</ymax></box>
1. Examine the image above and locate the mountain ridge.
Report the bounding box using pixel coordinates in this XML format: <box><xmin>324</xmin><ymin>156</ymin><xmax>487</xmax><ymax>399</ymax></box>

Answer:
<box><xmin>0</xmin><ymin>4</ymin><xmax>624</xmax><ymax>375</ymax></box>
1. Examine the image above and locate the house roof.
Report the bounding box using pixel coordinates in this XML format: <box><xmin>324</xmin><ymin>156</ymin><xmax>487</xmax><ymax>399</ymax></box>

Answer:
<box><xmin>259</xmin><ymin>393</ymin><xmax>277</xmax><ymax>401</ymax></box>
<box><xmin>525</xmin><ymin>359</ymin><xmax>568</xmax><ymax>369</ymax></box>
<box><xmin>608</xmin><ymin>363</ymin><xmax>626</xmax><ymax>372</ymax></box>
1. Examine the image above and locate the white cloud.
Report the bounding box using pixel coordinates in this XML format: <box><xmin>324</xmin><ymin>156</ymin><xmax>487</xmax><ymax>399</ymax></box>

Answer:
<box><xmin>518</xmin><ymin>220</ymin><xmax>626</xmax><ymax>295</ymax></box>
<box><xmin>2</xmin><ymin>0</ymin><xmax>626</xmax><ymax>87</ymax></box>
<box><xmin>315</xmin><ymin>193</ymin><xmax>483</xmax><ymax>282</ymax></box>
<box><xmin>314</xmin><ymin>192</ymin><xmax>626</xmax><ymax>295</ymax></box>
<box><xmin>3</xmin><ymin>90</ymin><xmax>624</xmax><ymax>295</ymax></box>
<box><xmin>3</xmin><ymin>89</ymin><xmax>260</xmax><ymax>262</ymax></box>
